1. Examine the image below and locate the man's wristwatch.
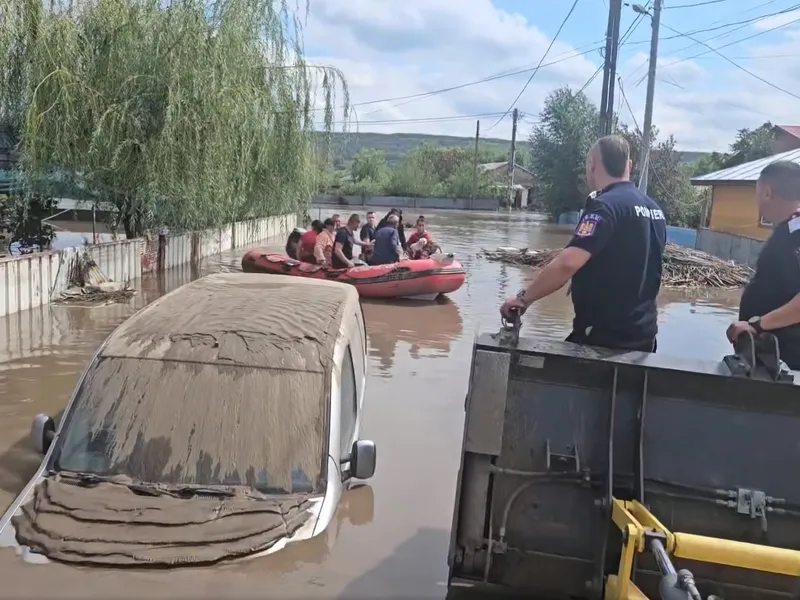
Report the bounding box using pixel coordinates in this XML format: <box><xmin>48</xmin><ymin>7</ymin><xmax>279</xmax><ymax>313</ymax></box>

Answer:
<box><xmin>516</xmin><ymin>288</ymin><xmax>529</xmax><ymax>307</ymax></box>
<box><xmin>748</xmin><ymin>316</ymin><xmax>765</xmax><ymax>335</ymax></box>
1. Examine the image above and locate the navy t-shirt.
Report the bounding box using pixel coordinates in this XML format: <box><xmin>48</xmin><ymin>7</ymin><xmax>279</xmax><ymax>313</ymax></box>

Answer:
<box><xmin>332</xmin><ymin>228</ymin><xmax>355</xmax><ymax>268</ymax></box>
<box><xmin>739</xmin><ymin>214</ymin><xmax>800</xmax><ymax>368</ymax></box>
<box><xmin>567</xmin><ymin>181</ymin><xmax>667</xmax><ymax>344</ymax></box>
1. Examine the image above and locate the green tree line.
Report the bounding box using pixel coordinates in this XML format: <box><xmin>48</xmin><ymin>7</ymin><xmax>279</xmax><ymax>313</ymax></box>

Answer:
<box><xmin>528</xmin><ymin>86</ymin><xmax>778</xmax><ymax>228</ymax></box>
<box><xmin>316</xmin><ymin>144</ymin><xmax>513</xmax><ymax>201</ymax></box>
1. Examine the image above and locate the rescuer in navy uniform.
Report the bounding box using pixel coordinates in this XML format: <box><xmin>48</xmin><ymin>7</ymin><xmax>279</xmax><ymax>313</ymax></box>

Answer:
<box><xmin>500</xmin><ymin>135</ymin><xmax>667</xmax><ymax>352</ymax></box>
<box><xmin>726</xmin><ymin>161</ymin><xmax>800</xmax><ymax>369</ymax></box>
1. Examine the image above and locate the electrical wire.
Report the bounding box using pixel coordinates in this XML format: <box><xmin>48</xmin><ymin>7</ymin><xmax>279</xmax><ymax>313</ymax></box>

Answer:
<box><xmin>313</xmin><ymin>111</ymin><xmax>511</xmax><ymax>127</ymax></box>
<box><xmin>656</xmin><ymin>20</ymin><xmax>800</xmax><ymax>101</ymax></box>
<box><xmin>655</xmin><ymin>14</ymin><xmax>800</xmax><ymax>73</ymax></box>
<box><xmin>627</xmin><ymin>8</ymin><xmax>800</xmax><ymax>86</ymax></box>
<box><xmin>484</xmin><ymin>0</ymin><xmax>581</xmax><ymax>132</ymax></box>
<box><xmin>664</xmin><ymin>0</ymin><xmax>731</xmax><ymax>8</ymax></box>
<box><xmin>312</xmin><ymin>42</ymin><xmax>605</xmax><ymax>116</ymax></box>
<box><xmin>625</xmin><ymin>2</ymin><xmax>800</xmax><ymax>48</ymax></box>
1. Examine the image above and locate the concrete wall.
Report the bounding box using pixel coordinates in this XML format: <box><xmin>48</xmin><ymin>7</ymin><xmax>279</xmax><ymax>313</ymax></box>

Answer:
<box><xmin>312</xmin><ymin>194</ymin><xmax>500</xmax><ymax>211</ymax></box>
<box><xmin>161</xmin><ymin>214</ymin><xmax>295</xmax><ymax>270</ymax></box>
<box><xmin>0</xmin><ymin>214</ymin><xmax>296</xmax><ymax>317</ymax></box>
<box><xmin>696</xmin><ymin>227</ymin><xmax>764</xmax><ymax>268</ymax></box>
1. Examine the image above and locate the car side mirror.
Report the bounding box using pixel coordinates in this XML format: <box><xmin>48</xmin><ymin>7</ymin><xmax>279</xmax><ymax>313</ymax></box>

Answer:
<box><xmin>350</xmin><ymin>440</ymin><xmax>376</xmax><ymax>480</ymax></box>
<box><xmin>31</xmin><ymin>413</ymin><xmax>56</xmax><ymax>455</ymax></box>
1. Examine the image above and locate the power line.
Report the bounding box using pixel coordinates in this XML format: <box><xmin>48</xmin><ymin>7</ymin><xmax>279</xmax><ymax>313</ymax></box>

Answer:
<box><xmin>664</xmin><ymin>0</ymin><xmax>732</xmax><ymax>9</ymax></box>
<box><xmin>317</xmin><ymin>42</ymin><xmax>605</xmax><ymax>117</ymax></box>
<box><xmin>625</xmin><ymin>2</ymin><xmax>800</xmax><ymax>48</ymax></box>
<box><xmin>314</xmin><ymin>111</ymin><xmax>512</xmax><ymax>127</ymax></box>
<box><xmin>628</xmin><ymin>10</ymin><xmax>800</xmax><ymax>85</ymax></box>
<box><xmin>485</xmin><ymin>0</ymin><xmax>581</xmax><ymax>132</ymax></box>
<box><xmin>657</xmin><ymin>20</ymin><xmax>800</xmax><ymax>101</ymax></box>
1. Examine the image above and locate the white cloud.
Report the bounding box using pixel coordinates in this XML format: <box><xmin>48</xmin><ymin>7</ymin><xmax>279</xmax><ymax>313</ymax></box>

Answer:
<box><xmin>302</xmin><ymin>0</ymin><xmax>800</xmax><ymax>152</ymax></box>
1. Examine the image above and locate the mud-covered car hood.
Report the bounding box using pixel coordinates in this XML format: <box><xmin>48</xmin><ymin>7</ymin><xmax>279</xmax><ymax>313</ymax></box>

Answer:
<box><xmin>0</xmin><ymin>473</ymin><xmax>326</xmax><ymax>568</ymax></box>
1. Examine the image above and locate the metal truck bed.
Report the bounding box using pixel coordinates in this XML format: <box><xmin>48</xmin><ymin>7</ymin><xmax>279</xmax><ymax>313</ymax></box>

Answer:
<box><xmin>447</xmin><ymin>332</ymin><xmax>800</xmax><ymax>600</ymax></box>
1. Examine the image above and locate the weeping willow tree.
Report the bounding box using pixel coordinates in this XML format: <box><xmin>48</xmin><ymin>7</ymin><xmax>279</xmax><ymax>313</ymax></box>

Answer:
<box><xmin>0</xmin><ymin>0</ymin><xmax>348</xmax><ymax>237</ymax></box>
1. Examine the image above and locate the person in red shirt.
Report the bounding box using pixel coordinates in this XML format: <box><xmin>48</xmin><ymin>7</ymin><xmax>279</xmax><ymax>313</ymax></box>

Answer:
<box><xmin>407</xmin><ymin>216</ymin><xmax>438</xmax><ymax>259</ymax></box>
<box><xmin>299</xmin><ymin>220</ymin><xmax>323</xmax><ymax>263</ymax></box>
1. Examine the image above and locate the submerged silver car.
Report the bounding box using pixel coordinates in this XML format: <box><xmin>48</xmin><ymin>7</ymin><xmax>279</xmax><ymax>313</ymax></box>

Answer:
<box><xmin>0</xmin><ymin>273</ymin><xmax>376</xmax><ymax>567</ymax></box>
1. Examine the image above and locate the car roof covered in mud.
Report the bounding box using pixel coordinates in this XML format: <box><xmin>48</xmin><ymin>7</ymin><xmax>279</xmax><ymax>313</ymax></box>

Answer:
<box><xmin>101</xmin><ymin>272</ymin><xmax>360</xmax><ymax>372</ymax></box>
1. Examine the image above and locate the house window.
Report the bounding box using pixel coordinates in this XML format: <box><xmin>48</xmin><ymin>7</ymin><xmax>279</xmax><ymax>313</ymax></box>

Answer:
<box><xmin>759</xmin><ymin>214</ymin><xmax>773</xmax><ymax>228</ymax></box>
<box><xmin>339</xmin><ymin>345</ymin><xmax>358</xmax><ymax>459</ymax></box>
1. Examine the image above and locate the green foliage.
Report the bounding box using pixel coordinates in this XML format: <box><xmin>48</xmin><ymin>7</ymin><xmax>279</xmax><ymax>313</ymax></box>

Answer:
<box><xmin>690</xmin><ymin>122</ymin><xmax>776</xmax><ymax>177</ymax></box>
<box><xmin>0</xmin><ymin>192</ymin><xmax>57</xmax><ymax>253</ymax></box>
<box><xmin>618</xmin><ymin>125</ymin><xmax>702</xmax><ymax>228</ymax></box>
<box><xmin>728</xmin><ymin>122</ymin><xmax>775</xmax><ymax>165</ymax></box>
<box><xmin>350</xmin><ymin>148</ymin><xmax>388</xmax><ymax>188</ymax></box>
<box><xmin>529</xmin><ymin>87</ymin><xmax>599</xmax><ymax>218</ymax></box>
<box><xmin>0</xmin><ymin>0</ymin><xmax>348</xmax><ymax>238</ymax></box>
<box><xmin>316</xmin><ymin>131</ymin><xmax>518</xmax><ymax>169</ymax></box>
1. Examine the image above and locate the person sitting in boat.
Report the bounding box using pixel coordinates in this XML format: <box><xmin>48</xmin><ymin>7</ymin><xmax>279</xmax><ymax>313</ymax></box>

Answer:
<box><xmin>377</xmin><ymin>209</ymin><xmax>407</xmax><ymax>252</ymax></box>
<box><xmin>359</xmin><ymin>211</ymin><xmax>378</xmax><ymax>263</ymax></box>
<box><xmin>299</xmin><ymin>220</ymin><xmax>323</xmax><ymax>263</ymax></box>
<box><xmin>371</xmin><ymin>214</ymin><xmax>403</xmax><ymax>266</ymax></box>
<box><xmin>314</xmin><ymin>218</ymin><xmax>337</xmax><ymax>266</ymax></box>
<box><xmin>406</xmin><ymin>217</ymin><xmax>441</xmax><ymax>259</ymax></box>
<box><xmin>332</xmin><ymin>213</ymin><xmax>369</xmax><ymax>269</ymax></box>
<box><xmin>285</xmin><ymin>228</ymin><xmax>303</xmax><ymax>260</ymax></box>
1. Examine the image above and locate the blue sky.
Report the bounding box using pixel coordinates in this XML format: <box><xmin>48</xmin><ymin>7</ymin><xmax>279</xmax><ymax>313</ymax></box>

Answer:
<box><xmin>302</xmin><ymin>0</ymin><xmax>800</xmax><ymax>151</ymax></box>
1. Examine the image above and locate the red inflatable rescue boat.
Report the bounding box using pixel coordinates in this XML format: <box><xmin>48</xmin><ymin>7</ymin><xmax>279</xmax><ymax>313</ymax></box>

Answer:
<box><xmin>241</xmin><ymin>250</ymin><xmax>466</xmax><ymax>300</ymax></box>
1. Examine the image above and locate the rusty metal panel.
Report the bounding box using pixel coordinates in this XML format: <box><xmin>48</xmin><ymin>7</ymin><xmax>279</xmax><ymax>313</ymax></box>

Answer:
<box><xmin>464</xmin><ymin>349</ymin><xmax>510</xmax><ymax>456</ymax></box>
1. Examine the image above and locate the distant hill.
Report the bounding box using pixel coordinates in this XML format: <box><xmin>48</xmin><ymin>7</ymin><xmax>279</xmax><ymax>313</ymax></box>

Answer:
<box><xmin>678</xmin><ymin>151</ymin><xmax>710</xmax><ymax>164</ymax></box>
<box><xmin>316</xmin><ymin>132</ymin><xmax>522</xmax><ymax>167</ymax></box>
<box><xmin>315</xmin><ymin>131</ymin><xmax>710</xmax><ymax>168</ymax></box>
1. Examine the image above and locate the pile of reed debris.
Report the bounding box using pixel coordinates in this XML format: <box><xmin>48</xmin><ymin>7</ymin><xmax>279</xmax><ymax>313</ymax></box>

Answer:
<box><xmin>482</xmin><ymin>243</ymin><xmax>754</xmax><ymax>289</ymax></box>
<box><xmin>55</xmin><ymin>251</ymin><xmax>136</xmax><ymax>306</ymax></box>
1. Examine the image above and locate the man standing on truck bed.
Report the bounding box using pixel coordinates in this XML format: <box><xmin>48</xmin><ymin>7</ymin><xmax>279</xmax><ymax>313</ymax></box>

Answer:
<box><xmin>726</xmin><ymin>161</ymin><xmax>800</xmax><ymax>369</ymax></box>
<box><xmin>500</xmin><ymin>135</ymin><xmax>667</xmax><ymax>352</ymax></box>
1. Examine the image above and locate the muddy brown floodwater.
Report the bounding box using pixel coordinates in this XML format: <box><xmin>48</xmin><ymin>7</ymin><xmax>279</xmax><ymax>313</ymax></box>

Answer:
<box><xmin>0</xmin><ymin>209</ymin><xmax>741</xmax><ymax>598</ymax></box>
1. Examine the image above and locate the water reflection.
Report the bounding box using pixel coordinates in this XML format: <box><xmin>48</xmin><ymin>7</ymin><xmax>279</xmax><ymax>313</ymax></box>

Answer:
<box><xmin>362</xmin><ymin>298</ymin><xmax>463</xmax><ymax>377</ymax></box>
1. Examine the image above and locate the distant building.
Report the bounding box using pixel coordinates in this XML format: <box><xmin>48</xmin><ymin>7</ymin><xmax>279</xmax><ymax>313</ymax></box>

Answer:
<box><xmin>772</xmin><ymin>125</ymin><xmax>800</xmax><ymax>155</ymax></box>
<box><xmin>690</xmin><ymin>146</ymin><xmax>800</xmax><ymax>240</ymax></box>
<box><xmin>479</xmin><ymin>161</ymin><xmax>535</xmax><ymax>208</ymax></box>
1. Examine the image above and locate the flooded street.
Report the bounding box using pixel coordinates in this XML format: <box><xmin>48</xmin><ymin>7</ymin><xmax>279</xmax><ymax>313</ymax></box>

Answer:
<box><xmin>0</xmin><ymin>210</ymin><xmax>741</xmax><ymax>597</ymax></box>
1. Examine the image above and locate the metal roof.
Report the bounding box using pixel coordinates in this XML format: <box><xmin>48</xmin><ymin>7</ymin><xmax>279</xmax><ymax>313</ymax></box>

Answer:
<box><xmin>777</xmin><ymin>125</ymin><xmax>800</xmax><ymax>139</ymax></box>
<box><xmin>690</xmin><ymin>147</ymin><xmax>800</xmax><ymax>185</ymax></box>
<box><xmin>479</xmin><ymin>161</ymin><xmax>535</xmax><ymax>177</ymax></box>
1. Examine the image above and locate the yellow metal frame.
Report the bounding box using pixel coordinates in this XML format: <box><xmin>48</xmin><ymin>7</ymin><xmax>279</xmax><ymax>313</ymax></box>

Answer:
<box><xmin>605</xmin><ymin>497</ymin><xmax>800</xmax><ymax>600</ymax></box>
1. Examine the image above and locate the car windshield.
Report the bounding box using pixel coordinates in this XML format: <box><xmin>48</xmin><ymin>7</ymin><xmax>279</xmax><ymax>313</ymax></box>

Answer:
<box><xmin>53</xmin><ymin>356</ymin><xmax>327</xmax><ymax>494</ymax></box>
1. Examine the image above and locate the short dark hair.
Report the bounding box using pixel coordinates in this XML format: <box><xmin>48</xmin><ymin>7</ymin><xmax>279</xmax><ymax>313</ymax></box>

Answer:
<box><xmin>366</xmin><ymin>211</ymin><xmax>375</xmax><ymax>217</ymax></box>
<box><xmin>595</xmin><ymin>135</ymin><xmax>630</xmax><ymax>178</ymax></box>
<box><xmin>323</xmin><ymin>217</ymin><xmax>335</xmax><ymax>228</ymax></box>
<box><xmin>759</xmin><ymin>161</ymin><xmax>800</xmax><ymax>201</ymax></box>
<box><xmin>311</xmin><ymin>219</ymin><xmax>324</xmax><ymax>233</ymax></box>
<box><xmin>348</xmin><ymin>213</ymin><xmax>361</xmax><ymax>225</ymax></box>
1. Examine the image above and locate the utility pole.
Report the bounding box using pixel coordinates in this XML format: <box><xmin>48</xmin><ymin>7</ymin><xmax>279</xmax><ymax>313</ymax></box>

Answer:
<box><xmin>636</xmin><ymin>0</ymin><xmax>663</xmax><ymax>194</ymax></box>
<box><xmin>473</xmin><ymin>120</ymin><xmax>480</xmax><ymax>205</ymax></box>
<box><xmin>507</xmin><ymin>108</ymin><xmax>519</xmax><ymax>212</ymax></box>
<box><xmin>599</xmin><ymin>0</ymin><xmax>623</xmax><ymax>136</ymax></box>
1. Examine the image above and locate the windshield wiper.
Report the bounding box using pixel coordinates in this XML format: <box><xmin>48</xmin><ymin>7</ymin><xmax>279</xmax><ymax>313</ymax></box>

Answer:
<box><xmin>56</xmin><ymin>472</ymin><xmax>237</xmax><ymax>498</ymax></box>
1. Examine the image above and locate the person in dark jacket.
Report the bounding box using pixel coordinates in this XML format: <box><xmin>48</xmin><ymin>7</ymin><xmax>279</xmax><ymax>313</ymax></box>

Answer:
<box><xmin>371</xmin><ymin>214</ymin><xmax>403</xmax><ymax>265</ymax></box>
<box><xmin>377</xmin><ymin>208</ymin><xmax>407</xmax><ymax>251</ymax></box>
